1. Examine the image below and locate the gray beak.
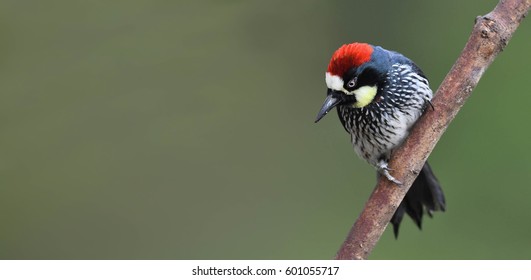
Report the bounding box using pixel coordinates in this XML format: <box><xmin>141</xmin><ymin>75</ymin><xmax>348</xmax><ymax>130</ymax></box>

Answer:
<box><xmin>315</xmin><ymin>94</ymin><xmax>341</xmax><ymax>123</ymax></box>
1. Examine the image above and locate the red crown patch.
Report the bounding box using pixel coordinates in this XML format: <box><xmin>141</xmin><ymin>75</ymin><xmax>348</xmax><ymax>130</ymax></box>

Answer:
<box><xmin>327</xmin><ymin>43</ymin><xmax>373</xmax><ymax>76</ymax></box>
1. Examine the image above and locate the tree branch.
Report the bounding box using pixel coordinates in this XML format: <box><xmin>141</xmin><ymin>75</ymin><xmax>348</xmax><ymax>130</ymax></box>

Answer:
<box><xmin>334</xmin><ymin>0</ymin><xmax>530</xmax><ymax>260</ymax></box>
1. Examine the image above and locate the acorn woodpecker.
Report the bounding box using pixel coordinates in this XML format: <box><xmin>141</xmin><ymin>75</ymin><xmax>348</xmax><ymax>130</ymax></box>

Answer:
<box><xmin>315</xmin><ymin>43</ymin><xmax>446</xmax><ymax>237</ymax></box>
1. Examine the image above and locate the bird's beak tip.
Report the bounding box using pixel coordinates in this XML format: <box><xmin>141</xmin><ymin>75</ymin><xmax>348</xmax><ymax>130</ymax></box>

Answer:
<box><xmin>314</xmin><ymin>112</ymin><xmax>327</xmax><ymax>123</ymax></box>
<box><xmin>315</xmin><ymin>94</ymin><xmax>340</xmax><ymax>124</ymax></box>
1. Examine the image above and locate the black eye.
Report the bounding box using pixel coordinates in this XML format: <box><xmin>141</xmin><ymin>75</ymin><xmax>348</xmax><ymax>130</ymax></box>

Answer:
<box><xmin>347</xmin><ymin>77</ymin><xmax>357</xmax><ymax>88</ymax></box>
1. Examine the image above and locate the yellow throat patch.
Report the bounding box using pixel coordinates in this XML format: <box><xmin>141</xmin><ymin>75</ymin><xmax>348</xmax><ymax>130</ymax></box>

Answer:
<box><xmin>352</xmin><ymin>85</ymin><xmax>378</xmax><ymax>108</ymax></box>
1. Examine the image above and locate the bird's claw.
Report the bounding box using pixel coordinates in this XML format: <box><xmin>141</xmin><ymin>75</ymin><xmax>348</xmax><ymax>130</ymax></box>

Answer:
<box><xmin>377</xmin><ymin>161</ymin><xmax>403</xmax><ymax>186</ymax></box>
<box><xmin>381</xmin><ymin>168</ymin><xmax>403</xmax><ymax>186</ymax></box>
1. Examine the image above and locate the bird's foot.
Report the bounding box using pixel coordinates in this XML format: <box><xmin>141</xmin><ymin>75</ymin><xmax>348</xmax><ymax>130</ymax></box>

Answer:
<box><xmin>377</xmin><ymin>162</ymin><xmax>403</xmax><ymax>186</ymax></box>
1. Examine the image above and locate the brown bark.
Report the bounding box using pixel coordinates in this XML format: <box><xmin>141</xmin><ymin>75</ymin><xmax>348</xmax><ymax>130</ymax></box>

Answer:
<box><xmin>335</xmin><ymin>0</ymin><xmax>530</xmax><ymax>260</ymax></box>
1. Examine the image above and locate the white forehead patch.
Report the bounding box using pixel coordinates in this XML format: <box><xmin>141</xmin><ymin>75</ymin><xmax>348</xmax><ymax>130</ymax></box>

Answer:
<box><xmin>325</xmin><ymin>72</ymin><xmax>347</xmax><ymax>93</ymax></box>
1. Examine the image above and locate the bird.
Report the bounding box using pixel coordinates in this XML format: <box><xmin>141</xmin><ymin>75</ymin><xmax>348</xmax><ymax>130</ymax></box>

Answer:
<box><xmin>315</xmin><ymin>42</ymin><xmax>446</xmax><ymax>237</ymax></box>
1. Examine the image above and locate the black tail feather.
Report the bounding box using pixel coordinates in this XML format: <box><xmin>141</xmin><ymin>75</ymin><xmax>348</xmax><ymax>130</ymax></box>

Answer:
<box><xmin>390</xmin><ymin>162</ymin><xmax>446</xmax><ymax>238</ymax></box>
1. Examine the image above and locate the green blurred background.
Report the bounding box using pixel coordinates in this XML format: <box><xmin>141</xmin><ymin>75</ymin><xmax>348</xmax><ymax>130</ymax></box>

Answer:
<box><xmin>0</xmin><ymin>0</ymin><xmax>530</xmax><ymax>259</ymax></box>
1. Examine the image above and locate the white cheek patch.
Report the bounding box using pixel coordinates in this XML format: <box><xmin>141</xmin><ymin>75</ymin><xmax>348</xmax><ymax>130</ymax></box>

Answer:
<box><xmin>325</xmin><ymin>72</ymin><xmax>349</xmax><ymax>93</ymax></box>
